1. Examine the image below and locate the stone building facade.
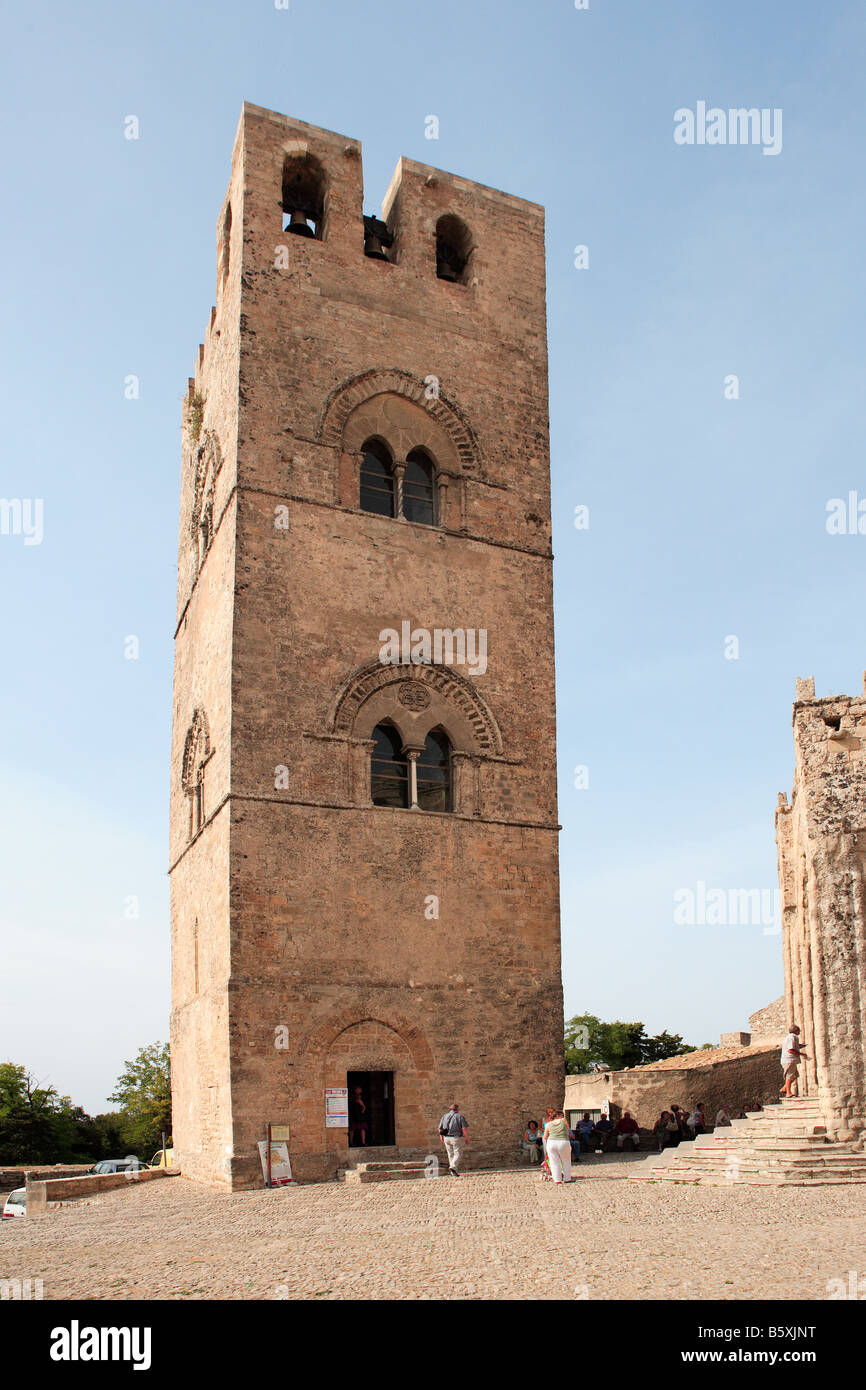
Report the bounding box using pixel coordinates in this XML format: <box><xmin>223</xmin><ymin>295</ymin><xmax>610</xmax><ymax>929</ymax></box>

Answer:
<box><xmin>776</xmin><ymin>675</ymin><xmax>866</xmax><ymax>1141</ymax></box>
<box><xmin>169</xmin><ymin>104</ymin><xmax>564</xmax><ymax>1188</ymax></box>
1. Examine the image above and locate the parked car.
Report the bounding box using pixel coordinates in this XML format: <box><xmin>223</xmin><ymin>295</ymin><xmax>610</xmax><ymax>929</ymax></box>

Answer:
<box><xmin>2</xmin><ymin>1188</ymin><xmax>26</xmax><ymax>1219</ymax></box>
<box><xmin>88</xmin><ymin>1158</ymin><xmax>145</xmax><ymax>1175</ymax></box>
<box><xmin>149</xmin><ymin>1148</ymin><xmax>174</xmax><ymax>1169</ymax></box>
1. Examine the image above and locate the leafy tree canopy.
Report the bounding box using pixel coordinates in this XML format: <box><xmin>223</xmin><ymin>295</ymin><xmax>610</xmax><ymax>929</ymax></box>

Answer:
<box><xmin>0</xmin><ymin>1043</ymin><xmax>172</xmax><ymax>1165</ymax></box>
<box><xmin>565</xmin><ymin>1014</ymin><xmax>698</xmax><ymax>1075</ymax></box>
<box><xmin>107</xmin><ymin>1042</ymin><xmax>171</xmax><ymax>1155</ymax></box>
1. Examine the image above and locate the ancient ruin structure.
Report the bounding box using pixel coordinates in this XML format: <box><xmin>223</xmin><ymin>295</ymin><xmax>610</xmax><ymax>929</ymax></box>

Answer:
<box><xmin>630</xmin><ymin>678</ymin><xmax>866</xmax><ymax>1187</ymax></box>
<box><xmin>169</xmin><ymin>104</ymin><xmax>564</xmax><ymax>1188</ymax></box>
<box><xmin>775</xmin><ymin>675</ymin><xmax>866</xmax><ymax>1143</ymax></box>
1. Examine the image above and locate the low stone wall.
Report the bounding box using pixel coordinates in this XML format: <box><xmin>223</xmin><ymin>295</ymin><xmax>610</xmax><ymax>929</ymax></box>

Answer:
<box><xmin>25</xmin><ymin>1167</ymin><xmax>178</xmax><ymax>1213</ymax></box>
<box><xmin>564</xmin><ymin>1044</ymin><xmax>781</xmax><ymax>1145</ymax></box>
<box><xmin>0</xmin><ymin>1164</ymin><xmax>91</xmax><ymax>1190</ymax></box>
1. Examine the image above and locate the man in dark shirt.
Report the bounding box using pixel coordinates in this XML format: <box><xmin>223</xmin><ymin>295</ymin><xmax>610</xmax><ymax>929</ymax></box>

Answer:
<box><xmin>438</xmin><ymin>1103</ymin><xmax>469</xmax><ymax>1176</ymax></box>
<box><xmin>615</xmin><ymin>1112</ymin><xmax>641</xmax><ymax>1150</ymax></box>
<box><xmin>592</xmin><ymin>1115</ymin><xmax>614</xmax><ymax>1151</ymax></box>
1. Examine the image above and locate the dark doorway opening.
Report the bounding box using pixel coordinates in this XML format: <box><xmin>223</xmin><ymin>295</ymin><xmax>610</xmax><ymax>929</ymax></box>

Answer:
<box><xmin>347</xmin><ymin>1071</ymin><xmax>395</xmax><ymax>1148</ymax></box>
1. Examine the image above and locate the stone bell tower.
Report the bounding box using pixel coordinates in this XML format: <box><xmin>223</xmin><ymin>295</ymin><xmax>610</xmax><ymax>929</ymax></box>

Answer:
<box><xmin>169</xmin><ymin>103</ymin><xmax>563</xmax><ymax>1188</ymax></box>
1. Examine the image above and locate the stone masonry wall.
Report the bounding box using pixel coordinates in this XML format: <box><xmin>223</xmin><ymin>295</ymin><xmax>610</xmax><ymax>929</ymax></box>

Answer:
<box><xmin>749</xmin><ymin>995</ymin><xmax>787</xmax><ymax>1042</ymax></box>
<box><xmin>776</xmin><ymin>675</ymin><xmax>866</xmax><ymax>1141</ymax></box>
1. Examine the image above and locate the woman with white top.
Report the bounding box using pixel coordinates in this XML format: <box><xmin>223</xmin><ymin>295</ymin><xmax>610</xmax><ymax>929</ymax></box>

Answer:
<box><xmin>543</xmin><ymin>1110</ymin><xmax>574</xmax><ymax>1183</ymax></box>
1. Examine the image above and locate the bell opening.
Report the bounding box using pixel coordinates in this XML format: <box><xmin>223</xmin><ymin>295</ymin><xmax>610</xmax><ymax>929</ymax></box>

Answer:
<box><xmin>363</xmin><ymin>214</ymin><xmax>394</xmax><ymax>263</ymax></box>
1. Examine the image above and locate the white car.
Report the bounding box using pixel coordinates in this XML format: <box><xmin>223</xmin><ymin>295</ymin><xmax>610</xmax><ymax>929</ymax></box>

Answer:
<box><xmin>2</xmin><ymin>1188</ymin><xmax>26</xmax><ymax>1219</ymax></box>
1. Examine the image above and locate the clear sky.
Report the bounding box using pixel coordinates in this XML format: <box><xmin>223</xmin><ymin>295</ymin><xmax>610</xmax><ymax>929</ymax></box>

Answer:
<box><xmin>2</xmin><ymin>0</ymin><xmax>865</xmax><ymax>1112</ymax></box>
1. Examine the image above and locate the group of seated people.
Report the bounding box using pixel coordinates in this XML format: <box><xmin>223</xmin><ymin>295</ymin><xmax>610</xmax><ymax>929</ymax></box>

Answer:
<box><xmin>522</xmin><ymin>1100</ymin><xmax>765</xmax><ymax>1161</ymax></box>
<box><xmin>521</xmin><ymin>1110</ymin><xmax>640</xmax><ymax>1161</ymax></box>
<box><xmin>649</xmin><ymin>1100</ymin><xmax>763</xmax><ymax>1151</ymax></box>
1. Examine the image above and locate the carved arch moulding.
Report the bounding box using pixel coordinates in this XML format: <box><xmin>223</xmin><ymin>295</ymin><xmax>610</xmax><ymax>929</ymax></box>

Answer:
<box><xmin>329</xmin><ymin>660</ymin><xmax>503</xmax><ymax>756</ymax></box>
<box><xmin>317</xmin><ymin>368</ymin><xmax>482</xmax><ymax>478</ymax></box>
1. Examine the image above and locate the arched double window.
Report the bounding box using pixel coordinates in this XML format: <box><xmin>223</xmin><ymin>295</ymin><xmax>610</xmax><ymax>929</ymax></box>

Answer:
<box><xmin>370</xmin><ymin>723</ymin><xmax>452</xmax><ymax>812</ymax></box>
<box><xmin>359</xmin><ymin>439</ymin><xmax>438</xmax><ymax>526</ymax></box>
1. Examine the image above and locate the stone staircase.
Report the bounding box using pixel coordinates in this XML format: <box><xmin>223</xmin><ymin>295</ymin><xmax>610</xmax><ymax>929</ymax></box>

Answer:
<box><xmin>630</xmin><ymin>1097</ymin><xmax>866</xmax><ymax>1186</ymax></box>
<box><xmin>338</xmin><ymin>1159</ymin><xmax>431</xmax><ymax>1185</ymax></box>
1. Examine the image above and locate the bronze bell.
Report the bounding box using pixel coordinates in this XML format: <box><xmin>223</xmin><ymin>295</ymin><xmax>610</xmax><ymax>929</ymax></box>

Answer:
<box><xmin>364</xmin><ymin>231</ymin><xmax>388</xmax><ymax>261</ymax></box>
<box><xmin>363</xmin><ymin>215</ymin><xmax>393</xmax><ymax>262</ymax></box>
<box><xmin>287</xmin><ymin>208</ymin><xmax>315</xmax><ymax>238</ymax></box>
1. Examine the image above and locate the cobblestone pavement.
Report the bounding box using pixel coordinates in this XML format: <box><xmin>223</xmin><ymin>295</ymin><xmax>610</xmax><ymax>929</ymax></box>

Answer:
<box><xmin>3</xmin><ymin>1156</ymin><xmax>865</xmax><ymax>1300</ymax></box>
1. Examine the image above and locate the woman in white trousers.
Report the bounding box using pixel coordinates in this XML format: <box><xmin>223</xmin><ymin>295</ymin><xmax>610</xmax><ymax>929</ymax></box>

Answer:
<box><xmin>543</xmin><ymin>1110</ymin><xmax>573</xmax><ymax>1183</ymax></box>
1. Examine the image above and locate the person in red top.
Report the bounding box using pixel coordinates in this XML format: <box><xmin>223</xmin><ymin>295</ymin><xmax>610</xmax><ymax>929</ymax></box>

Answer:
<box><xmin>615</xmin><ymin>1111</ymin><xmax>640</xmax><ymax>1150</ymax></box>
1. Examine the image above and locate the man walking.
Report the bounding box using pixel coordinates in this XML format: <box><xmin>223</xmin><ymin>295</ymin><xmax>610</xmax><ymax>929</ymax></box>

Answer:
<box><xmin>780</xmin><ymin>1024</ymin><xmax>809</xmax><ymax>1097</ymax></box>
<box><xmin>438</xmin><ymin>1102</ymin><xmax>469</xmax><ymax>1176</ymax></box>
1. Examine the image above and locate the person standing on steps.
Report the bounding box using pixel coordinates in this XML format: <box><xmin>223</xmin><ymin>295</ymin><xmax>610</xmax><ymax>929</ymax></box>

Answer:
<box><xmin>438</xmin><ymin>1102</ymin><xmax>469</xmax><ymax>1176</ymax></box>
<box><xmin>780</xmin><ymin>1025</ymin><xmax>809</xmax><ymax>1098</ymax></box>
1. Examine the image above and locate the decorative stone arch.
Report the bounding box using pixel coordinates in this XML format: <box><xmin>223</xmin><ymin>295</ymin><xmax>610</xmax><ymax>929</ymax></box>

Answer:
<box><xmin>330</xmin><ymin>660</ymin><xmax>502</xmax><ymax>756</ymax></box>
<box><xmin>319</xmin><ymin>368</ymin><xmax>482</xmax><ymax>478</ymax></box>
<box><xmin>301</xmin><ymin>1009</ymin><xmax>435</xmax><ymax>1153</ymax></box>
<box><xmin>191</xmin><ymin>430</ymin><xmax>223</xmax><ymax>569</ymax></box>
<box><xmin>182</xmin><ymin>708</ymin><xmax>213</xmax><ymax>839</ymax></box>
<box><xmin>182</xmin><ymin>708</ymin><xmax>211</xmax><ymax>790</ymax></box>
<box><xmin>301</xmin><ymin>1006</ymin><xmax>435</xmax><ymax>1074</ymax></box>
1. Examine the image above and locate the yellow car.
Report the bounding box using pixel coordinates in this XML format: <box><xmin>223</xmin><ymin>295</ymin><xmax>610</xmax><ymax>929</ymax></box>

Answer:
<box><xmin>149</xmin><ymin>1148</ymin><xmax>174</xmax><ymax>1169</ymax></box>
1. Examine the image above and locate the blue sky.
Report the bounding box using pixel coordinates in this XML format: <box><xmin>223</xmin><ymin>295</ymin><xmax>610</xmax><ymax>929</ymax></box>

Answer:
<box><xmin>2</xmin><ymin>0</ymin><xmax>865</xmax><ymax>1111</ymax></box>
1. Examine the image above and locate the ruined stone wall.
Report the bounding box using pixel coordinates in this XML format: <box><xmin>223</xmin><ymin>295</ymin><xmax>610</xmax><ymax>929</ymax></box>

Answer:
<box><xmin>749</xmin><ymin>996</ymin><xmax>786</xmax><ymax>1042</ymax></box>
<box><xmin>171</xmin><ymin>105</ymin><xmax>563</xmax><ymax>1188</ymax></box>
<box><xmin>564</xmin><ymin>1046</ymin><xmax>781</xmax><ymax>1137</ymax></box>
<box><xmin>776</xmin><ymin>676</ymin><xmax>866</xmax><ymax>1141</ymax></box>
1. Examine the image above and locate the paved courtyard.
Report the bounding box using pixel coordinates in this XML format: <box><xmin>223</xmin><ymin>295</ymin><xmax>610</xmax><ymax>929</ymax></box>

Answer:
<box><xmin>4</xmin><ymin>1156</ymin><xmax>866</xmax><ymax>1301</ymax></box>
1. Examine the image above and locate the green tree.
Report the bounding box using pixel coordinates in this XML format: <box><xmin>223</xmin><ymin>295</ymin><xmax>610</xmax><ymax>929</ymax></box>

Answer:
<box><xmin>108</xmin><ymin>1043</ymin><xmax>171</xmax><ymax>1155</ymax></box>
<box><xmin>0</xmin><ymin>1062</ymin><xmax>82</xmax><ymax>1163</ymax></box>
<box><xmin>565</xmin><ymin>1016</ymin><xmax>697</xmax><ymax>1074</ymax></box>
<box><xmin>640</xmin><ymin>1030</ymin><xmax>694</xmax><ymax>1064</ymax></box>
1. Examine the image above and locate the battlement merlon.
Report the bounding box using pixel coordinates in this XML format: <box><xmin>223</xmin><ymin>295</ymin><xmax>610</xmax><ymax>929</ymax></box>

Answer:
<box><xmin>227</xmin><ymin>104</ymin><xmax>548</xmax><ymax>340</ymax></box>
<box><xmin>235</xmin><ymin>102</ymin><xmax>545</xmax><ymax>217</ymax></box>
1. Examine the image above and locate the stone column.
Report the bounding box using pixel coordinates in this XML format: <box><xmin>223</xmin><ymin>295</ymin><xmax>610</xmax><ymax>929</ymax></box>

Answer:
<box><xmin>436</xmin><ymin>474</ymin><xmax>448</xmax><ymax>527</ymax></box>
<box><xmin>393</xmin><ymin>461</ymin><xmax>405</xmax><ymax>520</ymax></box>
<box><xmin>403</xmin><ymin>746</ymin><xmax>424</xmax><ymax>809</ymax></box>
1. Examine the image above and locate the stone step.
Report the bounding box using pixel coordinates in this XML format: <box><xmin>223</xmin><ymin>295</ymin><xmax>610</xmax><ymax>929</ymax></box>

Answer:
<box><xmin>694</xmin><ymin>1137</ymin><xmax>833</xmax><ymax>1151</ymax></box>
<box><xmin>725</xmin><ymin>1126</ymin><xmax>827</xmax><ymax>1138</ymax></box>
<box><xmin>630</xmin><ymin>1091</ymin><xmax>866</xmax><ymax>1185</ymax></box>
<box><xmin>353</xmin><ymin>1161</ymin><xmax>429</xmax><ymax>1172</ymax></box>
<box><xmin>338</xmin><ymin>1159</ymin><xmax>432</xmax><ymax>1185</ymax></box>
<box><xmin>344</xmin><ymin>1169</ymin><xmax>429</xmax><ymax>1184</ymax></box>
<box><xmin>641</xmin><ymin>1172</ymin><xmax>866</xmax><ymax>1187</ymax></box>
<box><xmin>676</xmin><ymin>1156</ymin><xmax>866</xmax><ymax>1172</ymax></box>
<box><xmin>651</xmin><ymin>1164</ymin><xmax>866</xmax><ymax>1177</ymax></box>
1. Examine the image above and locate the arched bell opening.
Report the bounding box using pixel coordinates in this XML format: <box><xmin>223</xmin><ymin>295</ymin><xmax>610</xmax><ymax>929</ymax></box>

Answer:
<box><xmin>281</xmin><ymin>153</ymin><xmax>327</xmax><ymax>239</ymax></box>
<box><xmin>435</xmin><ymin>213</ymin><xmax>474</xmax><ymax>284</ymax></box>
